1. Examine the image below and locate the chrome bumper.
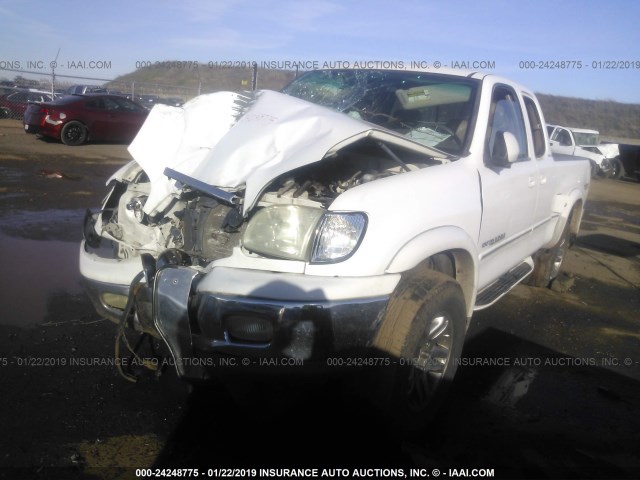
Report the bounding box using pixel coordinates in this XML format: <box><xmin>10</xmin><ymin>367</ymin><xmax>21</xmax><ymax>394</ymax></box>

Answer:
<box><xmin>153</xmin><ymin>266</ymin><xmax>390</xmax><ymax>381</ymax></box>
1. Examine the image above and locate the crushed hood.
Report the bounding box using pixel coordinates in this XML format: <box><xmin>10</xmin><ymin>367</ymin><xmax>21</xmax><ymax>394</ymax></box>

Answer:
<box><xmin>594</xmin><ymin>142</ymin><xmax>619</xmax><ymax>159</ymax></box>
<box><xmin>128</xmin><ymin>90</ymin><xmax>443</xmax><ymax>215</ymax></box>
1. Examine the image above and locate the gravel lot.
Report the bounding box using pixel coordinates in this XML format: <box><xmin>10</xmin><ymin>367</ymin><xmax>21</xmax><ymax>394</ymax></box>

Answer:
<box><xmin>0</xmin><ymin>118</ymin><xmax>639</xmax><ymax>479</ymax></box>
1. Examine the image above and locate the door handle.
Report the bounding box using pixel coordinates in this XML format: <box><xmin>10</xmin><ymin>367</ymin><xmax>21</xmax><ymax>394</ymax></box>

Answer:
<box><xmin>539</xmin><ymin>175</ymin><xmax>547</xmax><ymax>185</ymax></box>
<box><xmin>528</xmin><ymin>177</ymin><xmax>536</xmax><ymax>188</ymax></box>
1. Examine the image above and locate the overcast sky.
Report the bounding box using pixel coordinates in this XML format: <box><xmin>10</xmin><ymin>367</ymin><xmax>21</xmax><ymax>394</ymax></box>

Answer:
<box><xmin>1</xmin><ymin>0</ymin><xmax>639</xmax><ymax>102</ymax></box>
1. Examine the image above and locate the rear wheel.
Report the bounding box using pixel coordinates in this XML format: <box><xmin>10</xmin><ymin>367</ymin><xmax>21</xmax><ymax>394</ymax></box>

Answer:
<box><xmin>373</xmin><ymin>270</ymin><xmax>466</xmax><ymax>433</ymax></box>
<box><xmin>61</xmin><ymin>121</ymin><xmax>87</xmax><ymax>146</ymax></box>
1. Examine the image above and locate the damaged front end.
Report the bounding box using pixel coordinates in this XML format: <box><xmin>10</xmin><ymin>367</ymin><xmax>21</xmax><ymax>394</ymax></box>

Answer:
<box><xmin>80</xmin><ymin>70</ymin><xmax>476</xmax><ymax>381</ymax></box>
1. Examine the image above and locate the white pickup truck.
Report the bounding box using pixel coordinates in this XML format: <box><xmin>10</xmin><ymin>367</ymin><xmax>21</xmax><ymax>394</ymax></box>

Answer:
<box><xmin>547</xmin><ymin>124</ymin><xmax>622</xmax><ymax>178</ymax></box>
<box><xmin>80</xmin><ymin>69</ymin><xmax>590</xmax><ymax>427</ymax></box>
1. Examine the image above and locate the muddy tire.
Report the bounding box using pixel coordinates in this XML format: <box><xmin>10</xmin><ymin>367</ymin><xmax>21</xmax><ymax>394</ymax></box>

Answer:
<box><xmin>526</xmin><ymin>214</ymin><xmax>572</xmax><ymax>288</ymax></box>
<box><xmin>61</xmin><ymin>121</ymin><xmax>87</xmax><ymax>146</ymax></box>
<box><xmin>373</xmin><ymin>270</ymin><xmax>466</xmax><ymax>433</ymax></box>
<box><xmin>609</xmin><ymin>157</ymin><xmax>625</xmax><ymax>180</ymax></box>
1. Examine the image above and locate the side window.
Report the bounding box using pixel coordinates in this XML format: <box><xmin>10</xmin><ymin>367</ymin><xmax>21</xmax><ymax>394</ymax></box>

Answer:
<box><xmin>485</xmin><ymin>85</ymin><xmax>528</xmax><ymax>164</ymax></box>
<box><xmin>103</xmin><ymin>98</ymin><xmax>121</xmax><ymax>111</ymax></box>
<box><xmin>552</xmin><ymin>128</ymin><xmax>572</xmax><ymax>146</ymax></box>
<box><xmin>524</xmin><ymin>97</ymin><xmax>545</xmax><ymax>158</ymax></box>
<box><xmin>85</xmin><ymin>98</ymin><xmax>105</xmax><ymax>109</ymax></box>
<box><xmin>115</xmin><ymin>97</ymin><xmax>143</xmax><ymax>113</ymax></box>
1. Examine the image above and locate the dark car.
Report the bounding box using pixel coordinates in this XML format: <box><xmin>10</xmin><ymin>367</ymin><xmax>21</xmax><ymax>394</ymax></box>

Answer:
<box><xmin>136</xmin><ymin>94</ymin><xmax>162</xmax><ymax>106</ymax></box>
<box><xmin>156</xmin><ymin>96</ymin><xmax>185</xmax><ymax>107</ymax></box>
<box><xmin>64</xmin><ymin>85</ymin><xmax>109</xmax><ymax>95</ymax></box>
<box><xmin>0</xmin><ymin>90</ymin><xmax>57</xmax><ymax>119</ymax></box>
<box><xmin>619</xmin><ymin>143</ymin><xmax>640</xmax><ymax>181</ymax></box>
<box><xmin>23</xmin><ymin>94</ymin><xmax>149</xmax><ymax>146</ymax></box>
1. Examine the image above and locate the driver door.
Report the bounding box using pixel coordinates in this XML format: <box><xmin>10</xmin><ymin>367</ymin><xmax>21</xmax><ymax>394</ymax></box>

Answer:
<box><xmin>476</xmin><ymin>84</ymin><xmax>538</xmax><ymax>290</ymax></box>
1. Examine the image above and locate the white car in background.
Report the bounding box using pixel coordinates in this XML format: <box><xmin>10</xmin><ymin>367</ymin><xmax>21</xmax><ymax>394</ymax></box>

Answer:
<box><xmin>547</xmin><ymin>124</ymin><xmax>623</xmax><ymax>178</ymax></box>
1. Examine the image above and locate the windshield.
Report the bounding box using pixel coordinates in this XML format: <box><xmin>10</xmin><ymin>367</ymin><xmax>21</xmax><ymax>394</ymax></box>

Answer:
<box><xmin>571</xmin><ymin>131</ymin><xmax>599</xmax><ymax>146</ymax></box>
<box><xmin>283</xmin><ymin>70</ymin><xmax>479</xmax><ymax>155</ymax></box>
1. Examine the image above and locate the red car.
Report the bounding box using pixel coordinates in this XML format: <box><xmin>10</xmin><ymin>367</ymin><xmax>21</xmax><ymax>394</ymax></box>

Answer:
<box><xmin>23</xmin><ymin>94</ymin><xmax>149</xmax><ymax>146</ymax></box>
<box><xmin>0</xmin><ymin>90</ymin><xmax>57</xmax><ymax>119</ymax></box>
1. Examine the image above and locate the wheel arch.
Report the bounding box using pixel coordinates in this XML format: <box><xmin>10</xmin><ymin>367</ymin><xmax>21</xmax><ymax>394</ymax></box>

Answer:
<box><xmin>550</xmin><ymin>190</ymin><xmax>585</xmax><ymax>247</ymax></box>
<box><xmin>568</xmin><ymin>199</ymin><xmax>584</xmax><ymax>245</ymax></box>
<box><xmin>385</xmin><ymin>226</ymin><xmax>478</xmax><ymax>320</ymax></box>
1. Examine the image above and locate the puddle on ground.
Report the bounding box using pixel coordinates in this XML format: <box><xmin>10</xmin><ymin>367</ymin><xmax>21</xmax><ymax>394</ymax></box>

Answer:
<box><xmin>0</xmin><ymin>165</ymin><xmax>29</xmax><ymax>181</ymax></box>
<box><xmin>0</xmin><ymin>233</ymin><xmax>84</xmax><ymax>326</ymax></box>
<box><xmin>0</xmin><ymin>208</ymin><xmax>86</xmax><ymax>241</ymax></box>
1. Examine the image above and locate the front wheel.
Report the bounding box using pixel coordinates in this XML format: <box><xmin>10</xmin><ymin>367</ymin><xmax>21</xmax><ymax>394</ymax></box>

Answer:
<box><xmin>373</xmin><ymin>270</ymin><xmax>466</xmax><ymax>433</ymax></box>
<box><xmin>609</xmin><ymin>157</ymin><xmax>625</xmax><ymax>179</ymax></box>
<box><xmin>60</xmin><ymin>121</ymin><xmax>87</xmax><ymax>146</ymax></box>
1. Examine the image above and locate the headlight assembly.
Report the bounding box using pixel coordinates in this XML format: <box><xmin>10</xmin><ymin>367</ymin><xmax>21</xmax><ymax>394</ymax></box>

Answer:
<box><xmin>242</xmin><ymin>206</ymin><xmax>366</xmax><ymax>263</ymax></box>
<box><xmin>310</xmin><ymin>212</ymin><xmax>367</xmax><ymax>263</ymax></box>
<box><xmin>243</xmin><ymin>205</ymin><xmax>325</xmax><ymax>261</ymax></box>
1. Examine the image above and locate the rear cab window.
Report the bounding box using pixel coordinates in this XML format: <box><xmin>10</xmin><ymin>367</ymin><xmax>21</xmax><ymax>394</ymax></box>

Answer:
<box><xmin>523</xmin><ymin>96</ymin><xmax>546</xmax><ymax>158</ymax></box>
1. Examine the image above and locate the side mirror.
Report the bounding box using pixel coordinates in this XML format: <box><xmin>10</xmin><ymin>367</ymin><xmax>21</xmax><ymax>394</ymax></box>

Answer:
<box><xmin>492</xmin><ymin>131</ymin><xmax>520</xmax><ymax>165</ymax></box>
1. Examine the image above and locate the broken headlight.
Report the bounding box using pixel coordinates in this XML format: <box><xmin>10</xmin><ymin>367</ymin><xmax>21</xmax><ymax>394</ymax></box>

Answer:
<box><xmin>242</xmin><ymin>206</ymin><xmax>366</xmax><ymax>263</ymax></box>
<box><xmin>125</xmin><ymin>196</ymin><xmax>147</xmax><ymax>223</ymax></box>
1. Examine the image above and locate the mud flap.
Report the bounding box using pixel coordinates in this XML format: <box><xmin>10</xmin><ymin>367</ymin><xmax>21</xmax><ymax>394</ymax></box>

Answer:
<box><xmin>153</xmin><ymin>266</ymin><xmax>202</xmax><ymax>379</ymax></box>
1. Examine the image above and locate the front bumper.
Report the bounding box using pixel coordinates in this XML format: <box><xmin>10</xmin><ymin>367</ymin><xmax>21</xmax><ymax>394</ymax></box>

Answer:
<box><xmin>598</xmin><ymin>158</ymin><xmax>612</xmax><ymax>174</ymax></box>
<box><xmin>80</xmin><ymin>241</ymin><xmax>399</xmax><ymax>381</ymax></box>
<box><xmin>80</xmin><ymin>240</ymin><xmax>149</xmax><ymax>324</ymax></box>
<box><xmin>154</xmin><ymin>266</ymin><xmax>395</xmax><ymax>381</ymax></box>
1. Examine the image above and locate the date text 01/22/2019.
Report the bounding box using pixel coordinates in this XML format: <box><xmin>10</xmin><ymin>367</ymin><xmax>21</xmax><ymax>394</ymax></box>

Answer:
<box><xmin>519</xmin><ymin>60</ymin><xmax>640</xmax><ymax>69</ymax></box>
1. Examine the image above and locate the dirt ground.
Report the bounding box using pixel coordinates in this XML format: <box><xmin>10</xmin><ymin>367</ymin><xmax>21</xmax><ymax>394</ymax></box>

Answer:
<box><xmin>0</xmin><ymin>118</ymin><xmax>639</xmax><ymax>480</ymax></box>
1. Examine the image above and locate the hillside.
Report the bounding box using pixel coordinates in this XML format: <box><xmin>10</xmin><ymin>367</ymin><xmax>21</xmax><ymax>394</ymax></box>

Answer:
<box><xmin>107</xmin><ymin>67</ymin><xmax>640</xmax><ymax>142</ymax></box>
<box><xmin>106</xmin><ymin>66</ymin><xmax>294</xmax><ymax>101</ymax></box>
<box><xmin>537</xmin><ymin>94</ymin><xmax>640</xmax><ymax>143</ymax></box>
